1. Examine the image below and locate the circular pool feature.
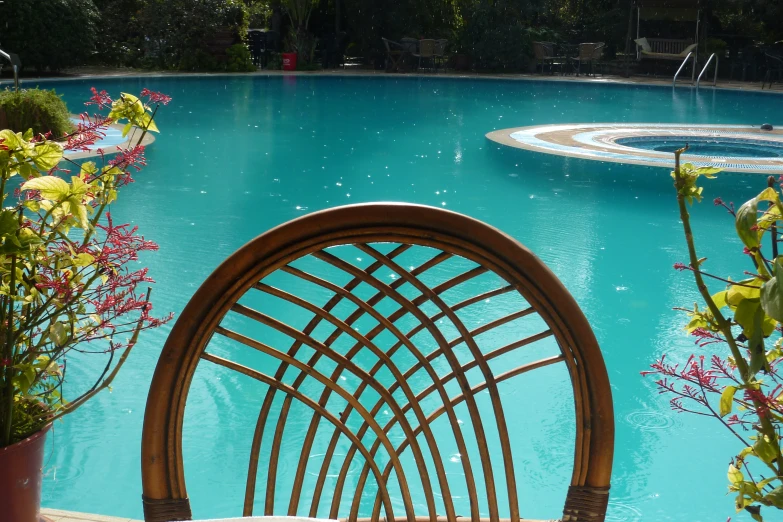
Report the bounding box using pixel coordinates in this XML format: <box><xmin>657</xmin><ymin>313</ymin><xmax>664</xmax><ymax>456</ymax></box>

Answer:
<box><xmin>486</xmin><ymin>123</ymin><xmax>783</xmax><ymax>173</ymax></box>
<box><xmin>615</xmin><ymin>136</ymin><xmax>783</xmax><ymax>158</ymax></box>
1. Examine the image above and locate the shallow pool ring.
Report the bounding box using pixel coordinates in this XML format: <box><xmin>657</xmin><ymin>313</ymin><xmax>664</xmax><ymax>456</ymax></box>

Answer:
<box><xmin>486</xmin><ymin>123</ymin><xmax>783</xmax><ymax>174</ymax></box>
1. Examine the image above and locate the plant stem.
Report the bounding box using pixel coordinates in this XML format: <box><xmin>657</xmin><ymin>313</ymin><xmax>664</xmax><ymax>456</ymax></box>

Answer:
<box><xmin>673</xmin><ymin>148</ymin><xmax>783</xmax><ymax>476</ymax></box>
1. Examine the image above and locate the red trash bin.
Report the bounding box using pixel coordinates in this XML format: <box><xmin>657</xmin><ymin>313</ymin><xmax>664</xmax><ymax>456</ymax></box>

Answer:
<box><xmin>282</xmin><ymin>53</ymin><xmax>297</xmax><ymax>71</ymax></box>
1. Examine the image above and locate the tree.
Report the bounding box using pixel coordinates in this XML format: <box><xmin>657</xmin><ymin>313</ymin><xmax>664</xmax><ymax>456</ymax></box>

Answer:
<box><xmin>0</xmin><ymin>0</ymin><xmax>100</xmax><ymax>72</ymax></box>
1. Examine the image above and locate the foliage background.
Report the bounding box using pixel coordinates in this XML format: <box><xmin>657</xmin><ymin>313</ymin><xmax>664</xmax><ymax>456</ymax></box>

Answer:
<box><xmin>1</xmin><ymin>0</ymin><xmax>782</xmax><ymax>72</ymax></box>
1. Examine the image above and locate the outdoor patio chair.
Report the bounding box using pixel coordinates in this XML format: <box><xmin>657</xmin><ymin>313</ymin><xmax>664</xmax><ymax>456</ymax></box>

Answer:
<box><xmin>382</xmin><ymin>37</ymin><xmax>405</xmax><ymax>72</ymax></box>
<box><xmin>573</xmin><ymin>42</ymin><xmax>605</xmax><ymax>76</ymax></box>
<box><xmin>533</xmin><ymin>41</ymin><xmax>564</xmax><ymax>75</ymax></box>
<box><xmin>762</xmin><ymin>52</ymin><xmax>783</xmax><ymax>90</ymax></box>
<box><xmin>400</xmin><ymin>37</ymin><xmax>419</xmax><ymax>54</ymax></box>
<box><xmin>414</xmin><ymin>39</ymin><xmax>437</xmax><ymax>70</ymax></box>
<box><xmin>140</xmin><ymin>203</ymin><xmax>615</xmax><ymax>522</ymax></box>
<box><xmin>434</xmin><ymin>39</ymin><xmax>449</xmax><ymax>70</ymax></box>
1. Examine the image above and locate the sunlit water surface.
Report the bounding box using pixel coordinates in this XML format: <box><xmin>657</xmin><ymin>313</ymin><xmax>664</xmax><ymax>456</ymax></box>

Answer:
<box><xmin>27</xmin><ymin>75</ymin><xmax>783</xmax><ymax>522</ymax></box>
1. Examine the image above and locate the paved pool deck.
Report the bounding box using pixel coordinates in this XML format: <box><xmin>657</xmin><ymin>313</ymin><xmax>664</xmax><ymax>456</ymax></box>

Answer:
<box><xmin>6</xmin><ymin>65</ymin><xmax>782</xmax><ymax>96</ymax></box>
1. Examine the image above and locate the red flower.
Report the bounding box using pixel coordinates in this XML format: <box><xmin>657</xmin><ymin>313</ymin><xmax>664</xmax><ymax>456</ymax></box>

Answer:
<box><xmin>86</xmin><ymin>87</ymin><xmax>113</xmax><ymax>109</ymax></box>
<box><xmin>140</xmin><ymin>88</ymin><xmax>172</xmax><ymax>106</ymax></box>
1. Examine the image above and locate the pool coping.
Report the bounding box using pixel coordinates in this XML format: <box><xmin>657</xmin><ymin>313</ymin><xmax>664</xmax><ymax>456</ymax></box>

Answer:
<box><xmin>6</xmin><ymin>67</ymin><xmax>783</xmax><ymax>98</ymax></box>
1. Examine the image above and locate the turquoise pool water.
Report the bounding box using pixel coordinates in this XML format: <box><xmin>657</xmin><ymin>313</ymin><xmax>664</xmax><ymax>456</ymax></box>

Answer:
<box><xmin>24</xmin><ymin>75</ymin><xmax>783</xmax><ymax>522</ymax></box>
<box><xmin>616</xmin><ymin>135</ymin><xmax>783</xmax><ymax>158</ymax></box>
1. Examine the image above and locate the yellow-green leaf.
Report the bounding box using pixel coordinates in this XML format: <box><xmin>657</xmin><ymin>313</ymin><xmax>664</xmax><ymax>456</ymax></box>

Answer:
<box><xmin>728</xmin><ymin>279</ymin><xmax>763</xmax><ymax>307</ymax></box>
<box><xmin>753</xmin><ymin>436</ymin><xmax>778</xmax><ymax>464</ymax></box>
<box><xmin>22</xmin><ymin>176</ymin><xmax>70</xmax><ymax>200</ymax></box>
<box><xmin>712</xmin><ymin>290</ymin><xmax>728</xmax><ymax>310</ymax></box>
<box><xmin>720</xmin><ymin>386</ymin><xmax>737</xmax><ymax>417</ymax></box>
<box><xmin>31</xmin><ymin>142</ymin><xmax>63</xmax><ymax>170</ymax></box>
<box><xmin>728</xmin><ymin>464</ymin><xmax>744</xmax><ymax>484</ymax></box>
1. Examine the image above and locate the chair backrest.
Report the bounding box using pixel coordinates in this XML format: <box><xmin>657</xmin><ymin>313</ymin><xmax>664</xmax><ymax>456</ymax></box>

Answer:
<box><xmin>533</xmin><ymin>41</ymin><xmax>554</xmax><ymax>60</ymax></box>
<box><xmin>646</xmin><ymin>37</ymin><xmax>692</xmax><ymax>54</ymax></box>
<box><xmin>579</xmin><ymin>42</ymin><xmax>605</xmax><ymax>61</ymax></box>
<box><xmin>141</xmin><ymin>203</ymin><xmax>614</xmax><ymax>522</ymax></box>
<box><xmin>400</xmin><ymin>37</ymin><xmax>418</xmax><ymax>53</ymax></box>
<box><xmin>418</xmin><ymin>39</ymin><xmax>437</xmax><ymax>57</ymax></box>
<box><xmin>434</xmin><ymin>39</ymin><xmax>448</xmax><ymax>56</ymax></box>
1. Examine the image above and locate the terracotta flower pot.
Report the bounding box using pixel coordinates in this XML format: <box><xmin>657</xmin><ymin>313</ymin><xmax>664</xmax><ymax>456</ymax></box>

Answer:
<box><xmin>0</xmin><ymin>423</ymin><xmax>52</xmax><ymax>522</ymax></box>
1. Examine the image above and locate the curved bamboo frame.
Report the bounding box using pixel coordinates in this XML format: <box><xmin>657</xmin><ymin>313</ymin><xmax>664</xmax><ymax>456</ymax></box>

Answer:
<box><xmin>141</xmin><ymin>203</ymin><xmax>614</xmax><ymax>522</ymax></box>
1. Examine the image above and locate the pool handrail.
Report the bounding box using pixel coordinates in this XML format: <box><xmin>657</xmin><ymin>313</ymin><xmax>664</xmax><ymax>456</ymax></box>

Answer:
<box><xmin>696</xmin><ymin>53</ymin><xmax>719</xmax><ymax>89</ymax></box>
<box><xmin>673</xmin><ymin>51</ymin><xmax>695</xmax><ymax>87</ymax></box>
<box><xmin>0</xmin><ymin>48</ymin><xmax>20</xmax><ymax>91</ymax></box>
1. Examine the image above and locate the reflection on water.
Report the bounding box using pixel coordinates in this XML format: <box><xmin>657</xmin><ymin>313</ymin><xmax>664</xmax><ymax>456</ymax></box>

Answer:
<box><xmin>36</xmin><ymin>75</ymin><xmax>783</xmax><ymax>522</ymax></box>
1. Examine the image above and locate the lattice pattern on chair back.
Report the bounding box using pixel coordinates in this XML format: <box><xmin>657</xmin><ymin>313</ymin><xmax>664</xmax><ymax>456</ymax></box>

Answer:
<box><xmin>141</xmin><ymin>203</ymin><xmax>614</xmax><ymax>522</ymax></box>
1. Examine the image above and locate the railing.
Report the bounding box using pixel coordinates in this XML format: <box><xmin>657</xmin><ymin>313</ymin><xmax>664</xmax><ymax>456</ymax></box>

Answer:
<box><xmin>696</xmin><ymin>53</ymin><xmax>719</xmax><ymax>89</ymax></box>
<box><xmin>673</xmin><ymin>52</ymin><xmax>695</xmax><ymax>87</ymax></box>
<box><xmin>0</xmin><ymin>48</ymin><xmax>19</xmax><ymax>91</ymax></box>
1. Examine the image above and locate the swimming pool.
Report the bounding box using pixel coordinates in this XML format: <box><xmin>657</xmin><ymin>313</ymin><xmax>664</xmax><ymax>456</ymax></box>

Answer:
<box><xmin>27</xmin><ymin>75</ymin><xmax>783</xmax><ymax>522</ymax></box>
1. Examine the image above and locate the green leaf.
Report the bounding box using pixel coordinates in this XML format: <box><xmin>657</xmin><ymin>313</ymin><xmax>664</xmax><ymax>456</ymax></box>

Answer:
<box><xmin>22</xmin><ymin>128</ymin><xmax>33</xmax><ymax>141</ymax></box>
<box><xmin>31</xmin><ymin>142</ymin><xmax>63</xmax><ymax>170</ymax></box>
<box><xmin>728</xmin><ymin>279</ymin><xmax>763</xmax><ymax>307</ymax></box>
<box><xmin>762</xmin><ymin>257</ymin><xmax>783</xmax><ymax>322</ymax></box>
<box><xmin>757</xmin><ymin>187</ymin><xmax>780</xmax><ymax>204</ymax></box>
<box><xmin>0</xmin><ymin>129</ymin><xmax>22</xmax><ymax>150</ymax></box>
<box><xmin>712</xmin><ymin>290</ymin><xmax>728</xmax><ymax>310</ymax></box>
<box><xmin>737</xmin><ymin>198</ymin><xmax>761</xmax><ymax>249</ymax></box>
<box><xmin>22</xmin><ymin>176</ymin><xmax>70</xmax><ymax>200</ymax></box>
<box><xmin>754</xmin><ymin>437</ymin><xmax>778</xmax><ymax>464</ymax></box>
<box><xmin>17</xmin><ymin>162</ymin><xmax>35</xmax><ymax>180</ymax></box>
<box><xmin>763</xmin><ymin>487</ymin><xmax>783</xmax><ymax>508</ymax></box>
<box><xmin>729</xmin><ymin>464</ymin><xmax>745</xmax><ymax>484</ymax></box>
<box><xmin>720</xmin><ymin>386</ymin><xmax>737</xmax><ymax>417</ymax></box>
<box><xmin>72</xmin><ymin>252</ymin><xmax>94</xmax><ymax>267</ymax></box>
<box><xmin>68</xmin><ymin>196</ymin><xmax>89</xmax><ymax>229</ymax></box>
<box><xmin>49</xmin><ymin>322</ymin><xmax>68</xmax><ymax>347</ymax></box>
<box><xmin>0</xmin><ymin>209</ymin><xmax>18</xmax><ymax>238</ymax></box>
<box><xmin>735</xmin><ymin>298</ymin><xmax>762</xmax><ymax>335</ymax></box>
<box><xmin>70</xmin><ymin>176</ymin><xmax>89</xmax><ymax>197</ymax></box>
<box><xmin>747</xmin><ymin>505</ymin><xmax>763</xmax><ymax>522</ymax></box>
<box><xmin>122</xmin><ymin>121</ymin><xmax>133</xmax><ymax>138</ymax></box>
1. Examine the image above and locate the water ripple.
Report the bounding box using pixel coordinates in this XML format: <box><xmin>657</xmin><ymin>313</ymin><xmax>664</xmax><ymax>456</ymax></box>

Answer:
<box><xmin>625</xmin><ymin>410</ymin><xmax>677</xmax><ymax>432</ymax></box>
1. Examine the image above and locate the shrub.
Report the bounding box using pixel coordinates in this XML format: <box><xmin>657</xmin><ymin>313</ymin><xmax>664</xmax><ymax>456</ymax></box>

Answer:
<box><xmin>0</xmin><ymin>88</ymin><xmax>74</xmax><ymax>137</ymax></box>
<box><xmin>458</xmin><ymin>1</ymin><xmax>531</xmax><ymax>71</ymax></box>
<box><xmin>139</xmin><ymin>0</ymin><xmax>249</xmax><ymax>70</ymax></box>
<box><xmin>0</xmin><ymin>0</ymin><xmax>100</xmax><ymax>71</ymax></box>
<box><xmin>226</xmin><ymin>44</ymin><xmax>256</xmax><ymax>72</ymax></box>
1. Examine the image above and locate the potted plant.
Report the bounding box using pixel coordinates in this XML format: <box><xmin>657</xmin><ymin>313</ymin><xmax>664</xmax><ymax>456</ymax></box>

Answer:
<box><xmin>281</xmin><ymin>0</ymin><xmax>318</xmax><ymax>69</ymax></box>
<box><xmin>645</xmin><ymin>148</ymin><xmax>783</xmax><ymax>521</ymax></box>
<box><xmin>0</xmin><ymin>87</ymin><xmax>171</xmax><ymax>522</ymax></box>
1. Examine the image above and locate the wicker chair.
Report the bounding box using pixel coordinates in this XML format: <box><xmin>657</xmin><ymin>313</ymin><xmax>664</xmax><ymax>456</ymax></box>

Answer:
<box><xmin>573</xmin><ymin>43</ymin><xmax>605</xmax><ymax>77</ymax></box>
<box><xmin>141</xmin><ymin>203</ymin><xmax>614</xmax><ymax>522</ymax></box>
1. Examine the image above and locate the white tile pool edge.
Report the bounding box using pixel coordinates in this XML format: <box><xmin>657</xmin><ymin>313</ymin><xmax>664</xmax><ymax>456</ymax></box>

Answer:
<box><xmin>42</xmin><ymin>508</ymin><xmax>141</xmax><ymax>522</ymax></box>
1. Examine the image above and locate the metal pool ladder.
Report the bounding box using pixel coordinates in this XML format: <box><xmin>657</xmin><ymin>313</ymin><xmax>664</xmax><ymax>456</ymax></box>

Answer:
<box><xmin>696</xmin><ymin>53</ymin><xmax>719</xmax><ymax>89</ymax></box>
<box><xmin>673</xmin><ymin>52</ymin><xmax>696</xmax><ymax>87</ymax></box>
<box><xmin>0</xmin><ymin>48</ymin><xmax>20</xmax><ymax>91</ymax></box>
